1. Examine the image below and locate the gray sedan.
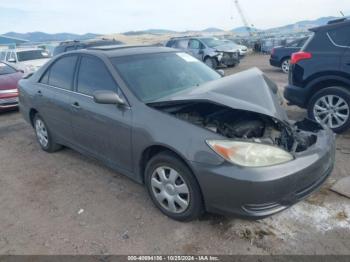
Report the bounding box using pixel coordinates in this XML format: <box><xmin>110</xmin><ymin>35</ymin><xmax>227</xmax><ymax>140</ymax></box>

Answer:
<box><xmin>19</xmin><ymin>45</ymin><xmax>335</xmax><ymax>221</ymax></box>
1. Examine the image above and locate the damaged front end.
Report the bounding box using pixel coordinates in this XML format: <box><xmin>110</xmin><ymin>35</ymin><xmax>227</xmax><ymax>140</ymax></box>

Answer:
<box><xmin>150</xmin><ymin>101</ymin><xmax>320</xmax><ymax>155</ymax></box>
<box><xmin>147</xmin><ymin>68</ymin><xmax>326</xmax><ymax>157</ymax></box>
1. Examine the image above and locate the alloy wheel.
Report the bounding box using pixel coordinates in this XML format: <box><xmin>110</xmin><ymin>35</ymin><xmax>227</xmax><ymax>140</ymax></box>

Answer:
<box><xmin>313</xmin><ymin>95</ymin><xmax>350</xmax><ymax>129</ymax></box>
<box><xmin>150</xmin><ymin>166</ymin><xmax>190</xmax><ymax>214</ymax></box>
<box><xmin>205</xmin><ymin>58</ymin><xmax>214</xmax><ymax>68</ymax></box>
<box><xmin>281</xmin><ymin>59</ymin><xmax>290</xmax><ymax>73</ymax></box>
<box><xmin>35</xmin><ymin>119</ymin><xmax>49</xmax><ymax>148</ymax></box>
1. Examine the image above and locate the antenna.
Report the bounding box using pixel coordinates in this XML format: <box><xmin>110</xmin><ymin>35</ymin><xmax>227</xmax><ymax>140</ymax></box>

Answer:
<box><xmin>340</xmin><ymin>11</ymin><xmax>345</xmax><ymax>17</ymax></box>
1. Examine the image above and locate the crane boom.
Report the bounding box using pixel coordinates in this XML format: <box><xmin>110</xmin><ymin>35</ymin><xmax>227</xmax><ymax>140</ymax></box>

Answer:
<box><xmin>234</xmin><ymin>0</ymin><xmax>253</xmax><ymax>36</ymax></box>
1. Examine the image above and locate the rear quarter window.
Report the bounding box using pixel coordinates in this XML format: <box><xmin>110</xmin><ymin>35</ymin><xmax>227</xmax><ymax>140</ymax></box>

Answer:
<box><xmin>304</xmin><ymin>32</ymin><xmax>338</xmax><ymax>52</ymax></box>
<box><xmin>328</xmin><ymin>26</ymin><xmax>350</xmax><ymax>47</ymax></box>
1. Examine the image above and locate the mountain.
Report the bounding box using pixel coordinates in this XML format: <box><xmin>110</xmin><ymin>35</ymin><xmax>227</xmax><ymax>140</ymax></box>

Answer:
<box><xmin>123</xmin><ymin>29</ymin><xmax>177</xmax><ymax>35</ymax></box>
<box><xmin>231</xmin><ymin>26</ymin><xmax>261</xmax><ymax>35</ymax></box>
<box><xmin>201</xmin><ymin>27</ymin><xmax>224</xmax><ymax>32</ymax></box>
<box><xmin>231</xmin><ymin>16</ymin><xmax>343</xmax><ymax>35</ymax></box>
<box><xmin>2</xmin><ymin>32</ymin><xmax>101</xmax><ymax>42</ymax></box>
<box><xmin>266</xmin><ymin>16</ymin><xmax>339</xmax><ymax>33</ymax></box>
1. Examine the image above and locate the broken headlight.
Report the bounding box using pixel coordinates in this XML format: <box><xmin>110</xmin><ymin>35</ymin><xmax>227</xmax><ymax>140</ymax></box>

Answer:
<box><xmin>206</xmin><ymin>140</ymin><xmax>294</xmax><ymax>167</ymax></box>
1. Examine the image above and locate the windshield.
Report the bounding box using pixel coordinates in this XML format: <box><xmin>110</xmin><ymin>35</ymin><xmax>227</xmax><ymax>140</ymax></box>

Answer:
<box><xmin>201</xmin><ymin>38</ymin><xmax>227</xmax><ymax>48</ymax></box>
<box><xmin>17</xmin><ymin>50</ymin><xmax>50</xmax><ymax>62</ymax></box>
<box><xmin>111</xmin><ymin>52</ymin><xmax>221</xmax><ymax>102</ymax></box>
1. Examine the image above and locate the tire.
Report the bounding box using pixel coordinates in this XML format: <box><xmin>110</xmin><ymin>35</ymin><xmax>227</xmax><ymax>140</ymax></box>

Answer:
<box><xmin>204</xmin><ymin>57</ymin><xmax>218</xmax><ymax>69</ymax></box>
<box><xmin>280</xmin><ymin>58</ymin><xmax>290</xmax><ymax>74</ymax></box>
<box><xmin>145</xmin><ymin>151</ymin><xmax>204</xmax><ymax>221</ymax></box>
<box><xmin>308</xmin><ymin>87</ymin><xmax>350</xmax><ymax>133</ymax></box>
<box><xmin>33</xmin><ymin>114</ymin><xmax>62</xmax><ymax>152</ymax></box>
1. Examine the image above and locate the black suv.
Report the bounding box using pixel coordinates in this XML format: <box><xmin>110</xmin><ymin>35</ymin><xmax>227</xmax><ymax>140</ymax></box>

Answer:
<box><xmin>284</xmin><ymin>18</ymin><xmax>350</xmax><ymax>133</ymax></box>
<box><xmin>270</xmin><ymin>37</ymin><xmax>309</xmax><ymax>74</ymax></box>
<box><xmin>53</xmin><ymin>39</ymin><xmax>124</xmax><ymax>56</ymax></box>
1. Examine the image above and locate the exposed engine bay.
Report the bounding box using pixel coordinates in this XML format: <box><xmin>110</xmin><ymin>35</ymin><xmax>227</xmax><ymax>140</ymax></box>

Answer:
<box><xmin>151</xmin><ymin>102</ymin><xmax>320</xmax><ymax>153</ymax></box>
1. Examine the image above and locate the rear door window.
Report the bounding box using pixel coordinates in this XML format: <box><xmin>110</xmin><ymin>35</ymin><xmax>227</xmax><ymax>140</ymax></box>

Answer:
<box><xmin>328</xmin><ymin>27</ymin><xmax>350</xmax><ymax>47</ymax></box>
<box><xmin>76</xmin><ymin>56</ymin><xmax>119</xmax><ymax>96</ymax></box>
<box><xmin>41</xmin><ymin>55</ymin><xmax>78</xmax><ymax>90</ymax></box>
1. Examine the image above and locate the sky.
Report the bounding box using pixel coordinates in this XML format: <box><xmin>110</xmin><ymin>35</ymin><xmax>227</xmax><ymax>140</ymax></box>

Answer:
<box><xmin>0</xmin><ymin>0</ymin><xmax>349</xmax><ymax>34</ymax></box>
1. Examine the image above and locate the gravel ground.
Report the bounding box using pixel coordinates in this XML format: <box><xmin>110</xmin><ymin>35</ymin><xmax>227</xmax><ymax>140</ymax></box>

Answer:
<box><xmin>0</xmin><ymin>54</ymin><xmax>349</xmax><ymax>255</ymax></box>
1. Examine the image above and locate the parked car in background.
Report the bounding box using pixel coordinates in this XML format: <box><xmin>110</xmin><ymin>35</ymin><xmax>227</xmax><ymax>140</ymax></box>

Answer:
<box><xmin>0</xmin><ymin>48</ymin><xmax>51</xmax><ymax>73</ymax></box>
<box><xmin>53</xmin><ymin>39</ymin><xmax>124</xmax><ymax>56</ymax></box>
<box><xmin>270</xmin><ymin>37</ymin><xmax>308</xmax><ymax>73</ymax></box>
<box><xmin>166</xmin><ymin>37</ymin><xmax>240</xmax><ymax>68</ymax></box>
<box><xmin>222</xmin><ymin>39</ymin><xmax>248</xmax><ymax>56</ymax></box>
<box><xmin>0</xmin><ymin>62</ymin><xmax>23</xmax><ymax>111</ymax></box>
<box><xmin>19</xmin><ymin>45</ymin><xmax>335</xmax><ymax>221</ymax></box>
<box><xmin>285</xmin><ymin>18</ymin><xmax>350</xmax><ymax>133</ymax></box>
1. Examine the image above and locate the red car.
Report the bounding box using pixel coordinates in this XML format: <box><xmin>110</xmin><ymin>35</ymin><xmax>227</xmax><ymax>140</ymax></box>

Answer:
<box><xmin>0</xmin><ymin>62</ymin><xmax>23</xmax><ymax>111</ymax></box>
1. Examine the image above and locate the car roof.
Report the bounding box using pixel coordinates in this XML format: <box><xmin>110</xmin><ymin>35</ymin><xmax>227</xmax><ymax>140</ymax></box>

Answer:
<box><xmin>76</xmin><ymin>45</ymin><xmax>177</xmax><ymax>58</ymax></box>
<box><xmin>310</xmin><ymin>18</ymin><xmax>350</xmax><ymax>32</ymax></box>
<box><xmin>58</xmin><ymin>38</ymin><xmax>122</xmax><ymax>46</ymax></box>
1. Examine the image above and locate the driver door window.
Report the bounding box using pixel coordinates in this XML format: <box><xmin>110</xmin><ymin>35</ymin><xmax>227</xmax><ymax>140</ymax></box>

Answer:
<box><xmin>77</xmin><ymin>56</ymin><xmax>119</xmax><ymax>96</ymax></box>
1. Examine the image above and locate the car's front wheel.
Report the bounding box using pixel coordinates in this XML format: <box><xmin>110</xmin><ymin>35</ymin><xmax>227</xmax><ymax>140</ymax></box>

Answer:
<box><xmin>34</xmin><ymin>114</ymin><xmax>62</xmax><ymax>152</ymax></box>
<box><xmin>281</xmin><ymin>58</ymin><xmax>290</xmax><ymax>74</ymax></box>
<box><xmin>308</xmin><ymin>87</ymin><xmax>350</xmax><ymax>133</ymax></box>
<box><xmin>204</xmin><ymin>57</ymin><xmax>218</xmax><ymax>69</ymax></box>
<box><xmin>145</xmin><ymin>151</ymin><xmax>204</xmax><ymax>221</ymax></box>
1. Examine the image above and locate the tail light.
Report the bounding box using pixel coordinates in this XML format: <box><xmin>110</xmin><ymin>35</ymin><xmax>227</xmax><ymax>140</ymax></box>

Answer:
<box><xmin>291</xmin><ymin>51</ymin><xmax>312</xmax><ymax>64</ymax></box>
<box><xmin>271</xmin><ymin>48</ymin><xmax>275</xmax><ymax>55</ymax></box>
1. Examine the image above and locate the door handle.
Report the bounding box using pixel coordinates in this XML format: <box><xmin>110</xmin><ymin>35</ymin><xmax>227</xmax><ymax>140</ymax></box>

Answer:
<box><xmin>72</xmin><ymin>101</ymin><xmax>81</xmax><ymax>109</ymax></box>
<box><xmin>37</xmin><ymin>90</ymin><xmax>43</xmax><ymax>96</ymax></box>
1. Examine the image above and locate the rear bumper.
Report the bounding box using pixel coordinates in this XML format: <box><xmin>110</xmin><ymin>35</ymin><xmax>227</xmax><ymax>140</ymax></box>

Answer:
<box><xmin>269</xmin><ymin>58</ymin><xmax>280</xmax><ymax>67</ymax></box>
<box><xmin>191</xmin><ymin>121</ymin><xmax>335</xmax><ymax>218</ymax></box>
<box><xmin>284</xmin><ymin>84</ymin><xmax>309</xmax><ymax>108</ymax></box>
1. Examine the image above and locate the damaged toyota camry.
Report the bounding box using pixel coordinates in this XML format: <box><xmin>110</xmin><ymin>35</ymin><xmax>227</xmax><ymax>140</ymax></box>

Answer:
<box><xmin>19</xmin><ymin>45</ymin><xmax>336</xmax><ymax>221</ymax></box>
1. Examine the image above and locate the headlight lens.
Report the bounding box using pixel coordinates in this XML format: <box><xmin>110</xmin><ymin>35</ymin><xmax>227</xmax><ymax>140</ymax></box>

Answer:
<box><xmin>206</xmin><ymin>140</ymin><xmax>294</xmax><ymax>167</ymax></box>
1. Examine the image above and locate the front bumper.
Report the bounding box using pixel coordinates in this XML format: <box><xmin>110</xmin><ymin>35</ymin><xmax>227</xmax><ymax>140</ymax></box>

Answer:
<box><xmin>191</xmin><ymin>121</ymin><xmax>335</xmax><ymax>218</ymax></box>
<box><xmin>284</xmin><ymin>84</ymin><xmax>309</xmax><ymax>108</ymax></box>
<box><xmin>0</xmin><ymin>90</ymin><xmax>19</xmax><ymax>110</ymax></box>
<box><xmin>218</xmin><ymin>53</ymin><xmax>240</xmax><ymax>66</ymax></box>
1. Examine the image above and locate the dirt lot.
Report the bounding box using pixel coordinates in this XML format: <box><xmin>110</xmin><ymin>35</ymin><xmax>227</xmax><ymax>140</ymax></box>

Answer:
<box><xmin>0</xmin><ymin>54</ymin><xmax>349</xmax><ymax>255</ymax></box>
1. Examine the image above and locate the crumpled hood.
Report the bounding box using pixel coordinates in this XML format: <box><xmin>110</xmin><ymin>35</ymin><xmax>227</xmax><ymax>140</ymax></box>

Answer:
<box><xmin>149</xmin><ymin>68</ymin><xmax>288</xmax><ymax>122</ymax></box>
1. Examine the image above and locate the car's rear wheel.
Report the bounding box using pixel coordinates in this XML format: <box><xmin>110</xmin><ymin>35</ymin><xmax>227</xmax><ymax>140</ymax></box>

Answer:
<box><xmin>204</xmin><ymin>57</ymin><xmax>218</xmax><ymax>69</ymax></box>
<box><xmin>145</xmin><ymin>151</ymin><xmax>204</xmax><ymax>221</ymax></box>
<box><xmin>281</xmin><ymin>58</ymin><xmax>290</xmax><ymax>74</ymax></box>
<box><xmin>34</xmin><ymin>114</ymin><xmax>62</xmax><ymax>152</ymax></box>
<box><xmin>308</xmin><ymin>87</ymin><xmax>350</xmax><ymax>133</ymax></box>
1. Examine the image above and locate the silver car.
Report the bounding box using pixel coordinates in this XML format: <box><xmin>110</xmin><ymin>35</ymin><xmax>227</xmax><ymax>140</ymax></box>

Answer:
<box><xmin>19</xmin><ymin>45</ymin><xmax>335</xmax><ymax>221</ymax></box>
<box><xmin>166</xmin><ymin>37</ymin><xmax>240</xmax><ymax>69</ymax></box>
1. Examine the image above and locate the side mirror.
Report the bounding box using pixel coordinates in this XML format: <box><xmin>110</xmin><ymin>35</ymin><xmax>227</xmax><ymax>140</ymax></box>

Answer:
<box><xmin>93</xmin><ymin>90</ymin><xmax>125</xmax><ymax>105</ymax></box>
<box><xmin>217</xmin><ymin>69</ymin><xmax>225</xmax><ymax>77</ymax></box>
<box><xmin>7</xmin><ymin>58</ymin><xmax>16</xmax><ymax>63</ymax></box>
